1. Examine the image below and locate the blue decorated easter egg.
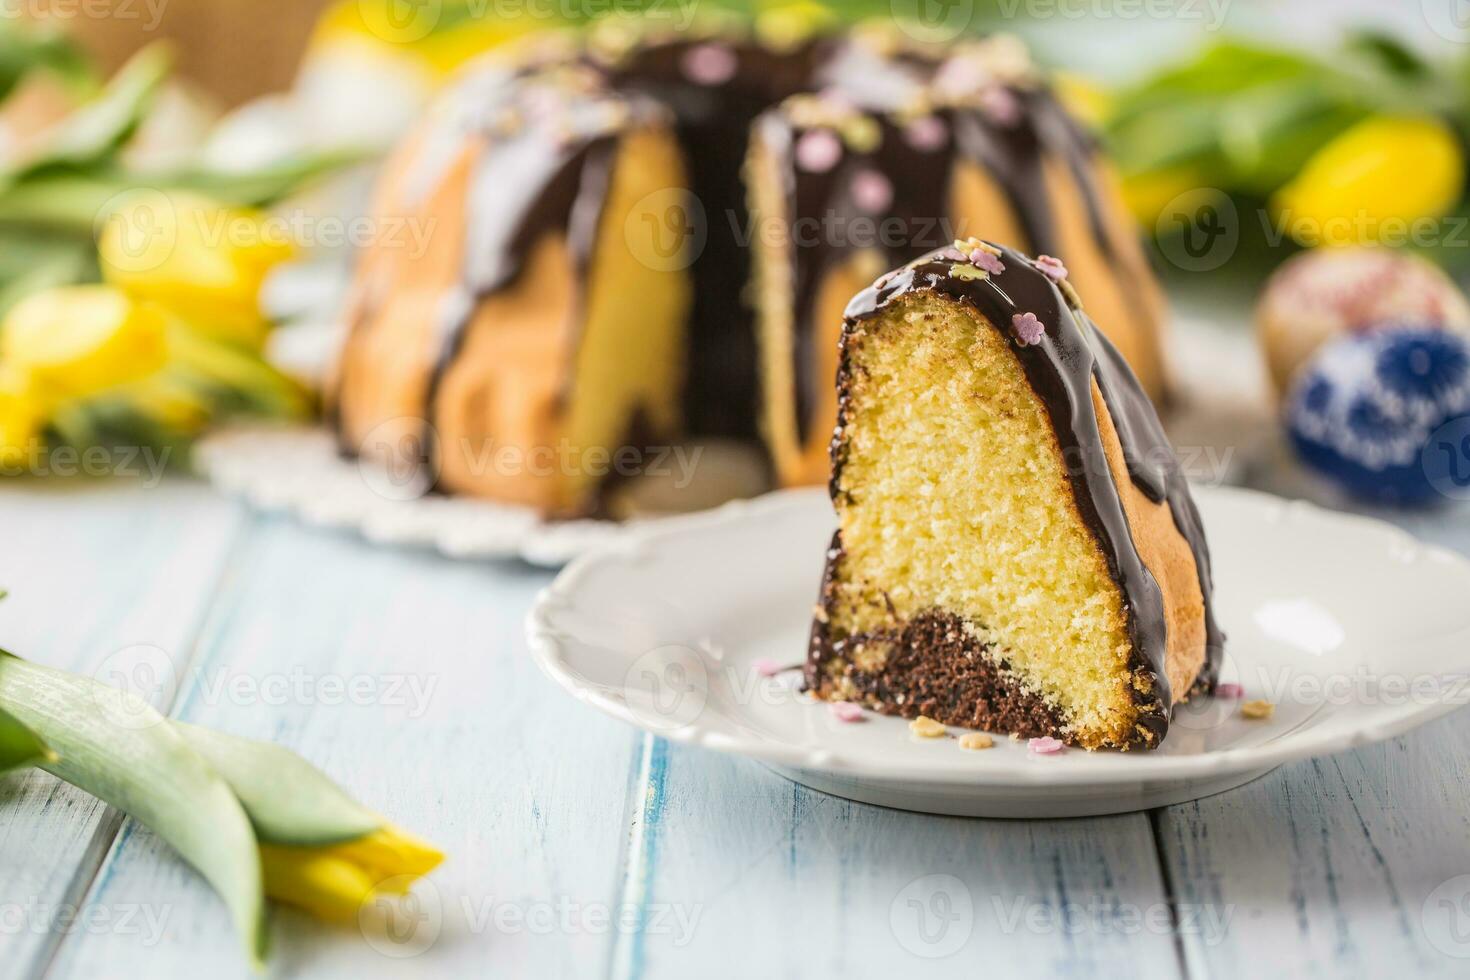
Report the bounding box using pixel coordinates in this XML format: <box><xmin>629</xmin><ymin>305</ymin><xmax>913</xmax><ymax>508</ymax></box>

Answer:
<box><xmin>1285</xmin><ymin>326</ymin><xmax>1470</xmax><ymax>504</ymax></box>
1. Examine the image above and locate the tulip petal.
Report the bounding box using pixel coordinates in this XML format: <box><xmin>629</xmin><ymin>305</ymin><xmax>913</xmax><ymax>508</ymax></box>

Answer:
<box><xmin>330</xmin><ymin>826</ymin><xmax>446</xmax><ymax>886</ymax></box>
<box><xmin>2</xmin><ymin>285</ymin><xmax>167</xmax><ymax>399</ymax></box>
<box><xmin>260</xmin><ymin>846</ymin><xmax>377</xmax><ymax>924</ymax></box>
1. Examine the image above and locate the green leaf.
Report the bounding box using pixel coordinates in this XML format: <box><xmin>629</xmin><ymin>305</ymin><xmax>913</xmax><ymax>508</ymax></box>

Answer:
<box><xmin>164</xmin><ymin>148</ymin><xmax>374</xmax><ymax>208</ymax></box>
<box><xmin>0</xmin><ymin>235</ymin><xmax>95</xmax><ymax>318</ymax></box>
<box><xmin>165</xmin><ymin>324</ymin><xmax>314</xmax><ymax>421</ymax></box>
<box><xmin>1</xmin><ymin>43</ymin><xmax>172</xmax><ymax>188</ymax></box>
<box><xmin>1344</xmin><ymin>30</ymin><xmax>1432</xmax><ymax>80</ymax></box>
<box><xmin>0</xmin><ymin>653</ymin><xmax>268</xmax><ymax>966</ymax></box>
<box><xmin>0</xmin><ymin>170</ymin><xmax>139</xmax><ymax>234</ymax></box>
<box><xmin>0</xmin><ymin>702</ymin><xmax>53</xmax><ymax>772</ymax></box>
<box><xmin>0</xmin><ymin>22</ymin><xmax>96</xmax><ymax>103</ymax></box>
<box><xmin>178</xmin><ymin>724</ymin><xmax>382</xmax><ymax>847</ymax></box>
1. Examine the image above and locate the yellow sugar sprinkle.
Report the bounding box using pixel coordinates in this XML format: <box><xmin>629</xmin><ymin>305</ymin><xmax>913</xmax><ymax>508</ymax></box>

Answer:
<box><xmin>909</xmin><ymin>715</ymin><xmax>948</xmax><ymax>739</ymax></box>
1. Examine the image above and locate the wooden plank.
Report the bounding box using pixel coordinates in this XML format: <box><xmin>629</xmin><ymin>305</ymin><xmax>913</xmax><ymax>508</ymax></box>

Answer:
<box><xmin>0</xmin><ymin>479</ymin><xmax>245</xmax><ymax>980</ymax></box>
<box><xmin>1158</xmin><ymin>717</ymin><xmax>1470</xmax><ymax>979</ymax></box>
<box><xmin>43</xmin><ymin>513</ymin><xmax>641</xmax><ymax>979</ymax></box>
<box><xmin>1157</xmin><ymin>504</ymin><xmax>1470</xmax><ymax>978</ymax></box>
<box><xmin>626</xmin><ymin>740</ymin><xmax>1185</xmax><ymax>980</ymax></box>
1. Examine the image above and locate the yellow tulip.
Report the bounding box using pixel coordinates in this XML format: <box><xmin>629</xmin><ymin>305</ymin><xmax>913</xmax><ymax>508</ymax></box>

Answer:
<box><xmin>260</xmin><ymin>825</ymin><xmax>444</xmax><ymax>924</ymax></box>
<box><xmin>311</xmin><ymin>0</ymin><xmax>551</xmax><ymax>78</ymax></box>
<box><xmin>1272</xmin><ymin>115</ymin><xmax>1465</xmax><ymax>248</ymax></box>
<box><xmin>97</xmin><ymin>190</ymin><xmax>293</xmax><ymax>350</ymax></box>
<box><xmin>2</xmin><ymin>285</ymin><xmax>167</xmax><ymax>401</ymax></box>
<box><xmin>0</xmin><ymin>377</ymin><xmax>43</xmax><ymax>470</ymax></box>
<box><xmin>1120</xmin><ymin>166</ymin><xmax>1210</xmax><ymax>227</ymax></box>
<box><xmin>1053</xmin><ymin>71</ymin><xmax>1114</xmax><ymax>129</ymax></box>
<box><xmin>755</xmin><ymin>1</ymin><xmax>840</xmax><ymax>51</ymax></box>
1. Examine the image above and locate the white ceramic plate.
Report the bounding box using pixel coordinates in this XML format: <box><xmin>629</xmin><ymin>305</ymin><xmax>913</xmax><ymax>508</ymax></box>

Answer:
<box><xmin>527</xmin><ymin>486</ymin><xmax>1470</xmax><ymax>817</ymax></box>
<box><xmin>193</xmin><ymin>425</ymin><xmax>768</xmax><ymax>567</ymax></box>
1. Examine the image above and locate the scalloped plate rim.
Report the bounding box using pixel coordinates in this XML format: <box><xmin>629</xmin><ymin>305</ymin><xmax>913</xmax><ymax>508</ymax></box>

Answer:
<box><xmin>526</xmin><ymin>484</ymin><xmax>1470</xmax><ymax>789</ymax></box>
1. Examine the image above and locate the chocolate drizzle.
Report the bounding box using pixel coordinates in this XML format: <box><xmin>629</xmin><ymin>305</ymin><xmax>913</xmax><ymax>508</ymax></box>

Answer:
<box><xmin>760</xmin><ymin>108</ymin><xmax>956</xmax><ymax>441</ymax></box>
<box><xmin>765</xmin><ymin>80</ymin><xmax>1125</xmax><ymax>445</ymax></box>
<box><xmin>831</xmin><ymin>243</ymin><xmax>1222</xmax><ymax>738</ymax></box>
<box><xmin>610</xmin><ymin>38</ymin><xmax>830</xmax><ymax>440</ymax></box>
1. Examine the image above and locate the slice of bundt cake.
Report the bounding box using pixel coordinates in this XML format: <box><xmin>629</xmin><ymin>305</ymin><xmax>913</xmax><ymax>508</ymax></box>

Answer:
<box><xmin>332</xmin><ymin>59</ymin><xmax>692</xmax><ymax>516</ymax></box>
<box><xmin>806</xmin><ymin>240</ymin><xmax>1220</xmax><ymax>750</ymax></box>
<box><xmin>331</xmin><ymin>25</ymin><xmax>1176</xmax><ymax>516</ymax></box>
<box><xmin>750</xmin><ymin>36</ymin><xmax>1170</xmax><ymax>489</ymax></box>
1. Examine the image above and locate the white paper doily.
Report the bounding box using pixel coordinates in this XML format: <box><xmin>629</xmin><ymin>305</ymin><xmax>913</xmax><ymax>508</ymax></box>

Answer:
<box><xmin>193</xmin><ymin>425</ymin><xmax>769</xmax><ymax>567</ymax></box>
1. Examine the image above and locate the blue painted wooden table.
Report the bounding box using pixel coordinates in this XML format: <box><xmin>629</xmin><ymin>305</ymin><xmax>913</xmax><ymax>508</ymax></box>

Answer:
<box><xmin>1</xmin><ymin>463</ymin><xmax>1468</xmax><ymax>978</ymax></box>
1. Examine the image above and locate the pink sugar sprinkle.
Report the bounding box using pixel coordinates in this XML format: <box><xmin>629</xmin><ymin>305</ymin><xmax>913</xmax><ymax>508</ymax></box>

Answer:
<box><xmin>851</xmin><ymin>169</ymin><xmax>894</xmax><ymax>212</ymax></box>
<box><xmin>753</xmin><ymin>658</ymin><xmax>781</xmax><ymax>678</ymax></box>
<box><xmin>829</xmin><ymin>701</ymin><xmax>865</xmax><ymax>723</ymax></box>
<box><xmin>1216</xmin><ymin>683</ymin><xmax>1245</xmax><ymax>699</ymax></box>
<box><xmin>969</xmin><ymin>248</ymin><xmax>1005</xmax><ymax>275</ymax></box>
<box><xmin>816</xmin><ymin>87</ymin><xmax>856</xmax><ymax>114</ymax></box>
<box><xmin>795</xmin><ymin>129</ymin><xmax>843</xmax><ymax>173</ymax></box>
<box><xmin>935</xmin><ymin>57</ymin><xmax>987</xmax><ymax>98</ymax></box>
<box><xmin>904</xmin><ymin>115</ymin><xmax>948</xmax><ymax>152</ymax></box>
<box><xmin>1035</xmin><ymin>254</ymin><xmax>1069</xmax><ymax>283</ymax></box>
<box><xmin>980</xmin><ymin>86</ymin><xmax>1022</xmax><ymax>127</ymax></box>
<box><xmin>680</xmin><ymin>43</ymin><xmax>738</xmax><ymax>86</ymax></box>
<box><xmin>1012</xmin><ymin>311</ymin><xmax>1045</xmax><ymax>346</ymax></box>
<box><xmin>1028</xmin><ymin>736</ymin><xmax>1065</xmax><ymax>755</ymax></box>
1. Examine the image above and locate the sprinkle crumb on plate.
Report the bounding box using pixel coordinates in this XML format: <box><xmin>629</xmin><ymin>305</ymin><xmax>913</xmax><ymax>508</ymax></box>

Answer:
<box><xmin>909</xmin><ymin>715</ymin><xmax>947</xmax><ymax>738</ymax></box>
<box><xmin>1241</xmin><ymin>699</ymin><xmax>1275</xmax><ymax>720</ymax></box>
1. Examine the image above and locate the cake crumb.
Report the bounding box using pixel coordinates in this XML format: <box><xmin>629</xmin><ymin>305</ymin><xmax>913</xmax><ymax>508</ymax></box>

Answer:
<box><xmin>958</xmin><ymin>733</ymin><xmax>994</xmax><ymax>751</ymax></box>
<box><xmin>909</xmin><ymin>715</ymin><xmax>947</xmax><ymax>739</ymax></box>
<box><xmin>1241</xmin><ymin>699</ymin><xmax>1275</xmax><ymax>720</ymax></box>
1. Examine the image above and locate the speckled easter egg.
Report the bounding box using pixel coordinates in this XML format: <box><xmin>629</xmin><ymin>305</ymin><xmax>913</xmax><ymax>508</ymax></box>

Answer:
<box><xmin>1257</xmin><ymin>249</ymin><xmax>1470</xmax><ymax>395</ymax></box>
<box><xmin>1285</xmin><ymin>327</ymin><xmax>1470</xmax><ymax>504</ymax></box>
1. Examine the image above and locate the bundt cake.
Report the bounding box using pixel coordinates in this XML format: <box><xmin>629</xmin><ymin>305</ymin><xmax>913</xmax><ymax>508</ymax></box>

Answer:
<box><xmin>806</xmin><ymin>240</ymin><xmax>1220</xmax><ymax>750</ymax></box>
<box><xmin>332</xmin><ymin>58</ymin><xmax>693</xmax><ymax>514</ymax></box>
<box><xmin>331</xmin><ymin>23</ymin><xmax>1171</xmax><ymax>517</ymax></box>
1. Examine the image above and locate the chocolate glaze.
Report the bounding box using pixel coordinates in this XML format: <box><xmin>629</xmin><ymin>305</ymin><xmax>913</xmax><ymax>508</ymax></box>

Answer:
<box><xmin>609</xmin><ymin>38</ymin><xmax>830</xmax><ymax>440</ymax></box>
<box><xmin>757</xmin><ymin>109</ymin><xmax>953</xmax><ymax>442</ymax></box>
<box><xmin>333</xmin><ymin>62</ymin><xmax>644</xmax><ymax>473</ymax></box>
<box><xmin>762</xmin><ymin>83</ymin><xmax>1125</xmax><ymax>445</ymax></box>
<box><xmin>813</xmin><ymin>243</ymin><xmax>1222</xmax><ymax>746</ymax></box>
